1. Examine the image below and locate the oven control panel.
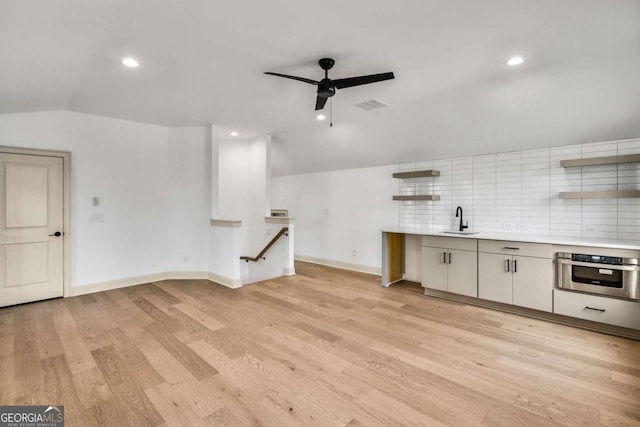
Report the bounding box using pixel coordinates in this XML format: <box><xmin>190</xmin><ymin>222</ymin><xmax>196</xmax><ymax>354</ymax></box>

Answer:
<box><xmin>571</xmin><ymin>253</ymin><xmax>623</xmax><ymax>265</ymax></box>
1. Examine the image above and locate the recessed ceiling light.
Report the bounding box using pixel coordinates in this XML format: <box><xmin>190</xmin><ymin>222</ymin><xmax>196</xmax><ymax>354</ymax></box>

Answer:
<box><xmin>122</xmin><ymin>57</ymin><xmax>139</xmax><ymax>68</ymax></box>
<box><xmin>316</xmin><ymin>114</ymin><xmax>326</xmax><ymax>121</ymax></box>
<box><xmin>506</xmin><ymin>56</ymin><xmax>524</xmax><ymax>66</ymax></box>
<box><xmin>230</xmin><ymin>131</ymin><xmax>239</xmax><ymax>136</ymax></box>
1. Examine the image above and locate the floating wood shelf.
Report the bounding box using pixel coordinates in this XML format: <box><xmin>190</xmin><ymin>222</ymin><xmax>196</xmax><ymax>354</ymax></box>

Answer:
<box><xmin>559</xmin><ymin>190</ymin><xmax>640</xmax><ymax>199</ymax></box>
<box><xmin>560</xmin><ymin>154</ymin><xmax>640</xmax><ymax>168</ymax></box>
<box><xmin>393</xmin><ymin>195</ymin><xmax>441</xmax><ymax>201</ymax></box>
<box><xmin>392</xmin><ymin>170</ymin><xmax>440</xmax><ymax>179</ymax></box>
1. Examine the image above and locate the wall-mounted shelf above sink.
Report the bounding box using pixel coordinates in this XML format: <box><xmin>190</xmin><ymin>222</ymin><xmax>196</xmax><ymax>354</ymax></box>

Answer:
<box><xmin>560</xmin><ymin>154</ymin><xmax>640</xmax><ymax>168</ymax></box>
<box><xmin>392</xmin><ymin>170</ymin><xmax>440</xmax><ymax>179</ymax></box>
<box><xmin>393</xmin><ymin>195</ymin><xmax>441</xmax><ymax>201</ymax></box>
<box><xmin>559</xmin><ymin>190</ymin><xmax>640</xmax><ymax>199</ymax></box>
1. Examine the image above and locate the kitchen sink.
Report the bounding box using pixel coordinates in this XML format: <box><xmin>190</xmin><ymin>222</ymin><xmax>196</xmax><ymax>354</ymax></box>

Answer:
<box><xmin>440</xmin><ymin>230</ymin><xmax>479</xmax><ymax>235</ymax></box>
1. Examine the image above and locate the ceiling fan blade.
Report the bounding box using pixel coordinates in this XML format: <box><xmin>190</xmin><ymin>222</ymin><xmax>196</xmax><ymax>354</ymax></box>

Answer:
<box><xmin>315</xmin><ymin>95</ymin><xmax>328</xmax><ymax>111</ymax></box>
<box><xmin>333</xmin><ymin>72</ymin><xmax>395</xmax><ymax>89</ymax></box>
<box><xmin>264</xmin><ymin>72</ymin><xmax>318</xmax><ymax>85</ymax></box>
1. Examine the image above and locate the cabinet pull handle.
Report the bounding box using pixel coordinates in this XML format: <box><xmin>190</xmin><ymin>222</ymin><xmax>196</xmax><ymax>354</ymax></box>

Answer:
<box><xmin>585</xmin><ymin>306</ymin><xmax>605</xmax><ymax>313</ymax></box>
<box><xmin>442</xmin><ymin>252</ymin><xmax>447</xmax><ymax>263</ymax></box>
<box><xmin>512</xmin><ymin>259</ymin><xmax>517</xmax><ymax>273</ymax></box>
<box><xmin>503</xmin><ymin>247</ymin><xmax>520</xmax><ymax>250</ymax></box>
<box><xmin>505</xmin><ymin>259</ymin><xmax>510</xmax><ymax>272</ymax></box>
<box><xmin>448</xmin><ymin>252</ymin><xmax>452</xmax><ymax>264</ymax></box>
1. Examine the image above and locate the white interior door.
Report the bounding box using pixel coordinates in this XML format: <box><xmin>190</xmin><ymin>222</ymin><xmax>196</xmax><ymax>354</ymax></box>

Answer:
<box><xmin>0</xmin><ymin>153</ymin><xmax>64</xmax><ymax>307</ymax></box>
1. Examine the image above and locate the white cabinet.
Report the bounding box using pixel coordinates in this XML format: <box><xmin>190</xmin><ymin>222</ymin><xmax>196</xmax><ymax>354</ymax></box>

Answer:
<box><xmin>478</xmin><ymin>252</ymin><xmax>512</xmax><ymax>304</ymax></box>
<box><xmin>447</xmin><ymin>250</ymin><xmax>478</xmax><ymax>297</ymax></box>
<box><xmin>554</xmin><ymin>289</ymin><xmax>640</xmax><ymax>330</ymax></box>
<box><xmin>421</xmin><ymin>237</ymin><xmax>478</xmax><ymax>297</ymax></box>
<box><xmin>478</xmin><ymin>241</ymin><xmax>553</xmax><ymax>312</ymax></box>
<box><xmin>513</xmin><ymin>256</ymin><xmax>552</xmax><ymax>312</ymax></box>
<box><xmin>421</xmin><ymin>246</ymin><xmax>448</xmax><ymax>292</ymax></box>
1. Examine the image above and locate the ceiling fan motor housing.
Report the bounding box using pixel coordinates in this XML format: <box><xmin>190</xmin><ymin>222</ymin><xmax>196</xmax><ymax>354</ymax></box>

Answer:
<box><xmin>318</xmin><ymin>79</ymin><xmax>336</xmax><ymax>98</ymax></box>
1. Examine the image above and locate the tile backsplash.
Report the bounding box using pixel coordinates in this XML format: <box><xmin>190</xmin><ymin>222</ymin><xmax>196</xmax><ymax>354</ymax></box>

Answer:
<box><xmin>398</xmin><ymin>138</ymin><xmax>640</xmax><ymax>241</ymax></box>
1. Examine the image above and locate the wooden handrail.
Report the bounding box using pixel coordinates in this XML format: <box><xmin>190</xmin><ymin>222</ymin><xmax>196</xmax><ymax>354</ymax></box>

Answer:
<box><xmin>240</xmin><ymin>227</ymin><xmax>289</xmax><ymax>262</ymax></box>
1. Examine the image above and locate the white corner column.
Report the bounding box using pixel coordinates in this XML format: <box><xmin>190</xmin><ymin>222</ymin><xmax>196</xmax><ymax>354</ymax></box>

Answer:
<box><xmin>208</xmin><ymin>219</ymin><xmax>243</xmax><ymax>288</ymax></box>
<box><xmin>210</xmin><ymin>125</ymin><xmax>220</xmax><ymax>218</ymax></box>
<box><xmin>265</xmin><ymin>216</ymin><xmax>295</xmax><ymax>276</ymax></box>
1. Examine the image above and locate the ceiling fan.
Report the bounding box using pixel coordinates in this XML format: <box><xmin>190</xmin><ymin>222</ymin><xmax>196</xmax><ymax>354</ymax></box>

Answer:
<box><xmin>265</xmin><ymin>58</ymin><xmax>395</xmax><ymax>111</ymax></box>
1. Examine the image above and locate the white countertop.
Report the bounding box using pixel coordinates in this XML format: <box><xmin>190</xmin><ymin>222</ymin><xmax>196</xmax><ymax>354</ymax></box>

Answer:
<box><xmin>381</xmin><ymin>226</ymin><xmax>640</xmax><ymax>251</ymax></box>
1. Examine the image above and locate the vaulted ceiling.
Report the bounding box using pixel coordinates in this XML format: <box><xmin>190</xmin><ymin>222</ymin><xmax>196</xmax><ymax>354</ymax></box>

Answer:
<box><xmin>1</xmin><ymin>0</ymin><xmax>639</xmax><ymax>176</ymax></box>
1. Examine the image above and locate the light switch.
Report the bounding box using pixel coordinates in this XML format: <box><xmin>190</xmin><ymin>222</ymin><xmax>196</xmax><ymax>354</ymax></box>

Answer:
<box><xmin>90</xmin><ymin>213</ymin><xmax>104</xmax><ymax>222</ymax></box>
<box><xmin>92</xmin><ymin>197</ymin><xmax>101</xmax><ymax>206</ymax></box>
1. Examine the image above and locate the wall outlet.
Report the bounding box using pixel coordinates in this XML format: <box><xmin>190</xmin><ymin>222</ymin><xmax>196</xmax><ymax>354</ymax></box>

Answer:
<box><xmin>266</xmin><ymin>228</ymin><xmax>272</xmax><ymax>236</ymax></box>
<box><xmin>352</xmin><ymin>249</ymin><xmax>357</xmax><ymax>257</ymax></box>
<box><xmin>92</xmin><ymin>196</ymin><xmax>101</xmax><ymax>206</ymax></box>
<box><xmin>183</xmin><ymin>256</ymin><xmax>188</xmax><ymax>263</ymax></box>
<box><xmin>501</xmin><ymin>222</ymin><xmax>515</xmax><ymax>232</ymax></box>
<box><xmin>583</xmin><ymin>226</ymin><xmax>597</xmax><ymax>233</ymax></box>
<box><xmin>90</xmin><ymin>213</ymin><xmax>104</xmax><ymax>222</ymax></box>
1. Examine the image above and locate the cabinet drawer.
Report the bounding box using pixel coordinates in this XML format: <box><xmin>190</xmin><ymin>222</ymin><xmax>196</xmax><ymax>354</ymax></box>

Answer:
<box><xmin>422</xmin><ymin>236</ymin><xmax>477</xmax><ymax>252</ymax></box>
<box><xmin>479</xmin><ymin>240</ymin><xmax>551</xmax><ymax>259</ymax></box>
<box><xmin>554</xmin><ymin>290</ymin><xmax>640</xmax><ymax>330</ymax></box>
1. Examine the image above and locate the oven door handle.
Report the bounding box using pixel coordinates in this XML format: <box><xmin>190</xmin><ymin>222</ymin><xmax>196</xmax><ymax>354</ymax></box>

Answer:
<box><xmin>557</xmin><ymin>259</ymin><xmax>640</xmax><ymax>271</ymax></box>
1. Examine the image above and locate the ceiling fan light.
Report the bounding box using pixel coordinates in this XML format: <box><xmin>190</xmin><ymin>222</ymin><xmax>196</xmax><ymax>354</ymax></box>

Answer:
<box><xmin>316</xmin><ymin>114</ymin><xmax>326</xmax><ymax>121</ymax></box>
<box><xmin>507</xmin><ymin>56</ymin><xmax>524</xmax><ymax>66</ymax></box>
<box><xmin>122</xmin><ymin>57</ymin><xmax>139</xmax><ymax>68</ymax></box>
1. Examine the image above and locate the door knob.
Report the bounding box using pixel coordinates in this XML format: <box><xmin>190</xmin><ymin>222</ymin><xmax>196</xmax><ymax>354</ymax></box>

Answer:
<box><xmin>49</xmin><ymin>231</ymin><xmax>62</xmax><ymax>237</ymax></box>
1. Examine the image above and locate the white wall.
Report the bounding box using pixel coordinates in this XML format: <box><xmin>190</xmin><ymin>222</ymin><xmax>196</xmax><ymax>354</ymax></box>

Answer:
<box><xmin>0</xmin><ymin>111</ymin><xmax>168</xmax><ymax>285</ymax></box>
<box><xmin>0</xmin><ymin>111</ymin><xmax>212</xmax><ymax>287</ymax></box>
<box><xmin>166</xmin><ymin>126</ymin><xmax>211</xmax><ymax>272</ymax></box>
<box><xmin>272</xmin><ymin>165</ymin><xmax>399</xmax><ymax>273</ymax></box>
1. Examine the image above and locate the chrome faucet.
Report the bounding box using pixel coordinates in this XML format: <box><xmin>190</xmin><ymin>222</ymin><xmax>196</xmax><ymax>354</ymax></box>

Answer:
<box><xmin>455</xmin><ymin>206</ymin><xmax>468</xmax><ymax>232</ymax></box>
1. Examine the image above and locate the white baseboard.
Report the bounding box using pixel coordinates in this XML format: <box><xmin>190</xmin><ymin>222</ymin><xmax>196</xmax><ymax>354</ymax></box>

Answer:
<box><xmin>165</xmin><ymin>271</ymin><xmax>210</xmax><ymax>280</ymax></box>
<box><xmin>294</xmin><ymin>254</ymin><xmax>381</xmax><ymax>276</ymax></box>
<box><xmin>282</xmin><ymin>267</ymin><xmax>296</xmax><ymax>276</ymax></box>
<box><xmin>71</xmin><ymin>272</ymin><xmax>169</xmax><ymax>296</ymax></box>
<box><xmin>207</xmin><ymin>272</ymin><xmax>242</xmax><ymax>289</ymax></box>
<box><xmin>70</xmin><ymin>271</ymin><xmax>240</xmax><ymax>296</ymax></box>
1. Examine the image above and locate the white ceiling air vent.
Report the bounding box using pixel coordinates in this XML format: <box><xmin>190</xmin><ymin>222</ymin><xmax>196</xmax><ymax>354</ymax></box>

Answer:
<box><xmin>355</xmin><ymin>99</ymin><xmax>389</xmax><ymax>111</ymax></box>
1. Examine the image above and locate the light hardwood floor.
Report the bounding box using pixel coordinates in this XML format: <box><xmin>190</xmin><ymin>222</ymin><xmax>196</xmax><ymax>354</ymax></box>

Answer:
<box><xmin>1</xmin><ymin>261</ymin><xmax>640</xmax><ymax>426</ymax></box>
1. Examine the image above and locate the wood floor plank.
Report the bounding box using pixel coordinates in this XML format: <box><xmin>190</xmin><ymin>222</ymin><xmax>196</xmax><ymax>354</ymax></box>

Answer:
<box><xmin>87</xmin><ymin>397</ymin><xmax>140</xmax><ymax>427</ymax></box>
<box><xmin>144</xmin><ymin>323</ymin><xmax>218</xmax><ymax>381</ymax></box>
<box><xmin>0</xmin><ymin>260</ymin><xmax>638</xmax><ymax>426</ymax></box>
<box><xmin>0</xmin><ymin>312</ymin><xmax>14</xmax><ymax>337</ymax></box>
<box><xmin>49</xmin><ymin>299</ymin><xmax>77</xmax><ymax>331</ymax></box>
<box><xmin>90</xmin><ymin>345</ymin><xmax>164</xmax><ymax>427</ymax></box>
<box><xmin>144</xmin><ymin>381</ymin><xmax>206</xmax><ymax>427</ymax></box>
<box><xmin>56</xmin><ymin>326</ymin><xmax>96</xmax><ymax>374</ymax></box>
<box><xmin>111</xmin><ymin>334</ymin><xmax>165</xmax><ymax>389</ymax></box>
<box><xmin>39</xmin><ymin>354</ymin><xmax>98</xmax><ymax>426</ymax></box>
<box><xmin>174</xmin><ymin>302</ymin><xmax>226</xmax><ymax>331</ymax></box>
<box><xmin>203</xmin><ymin>407</ymin><xmax>244</xmax><ymax>427</ymax></box>
<box><xmin>72</xmin><ymin>367</ymin><xmax>113</xmax><ymax>409</ymax></box>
